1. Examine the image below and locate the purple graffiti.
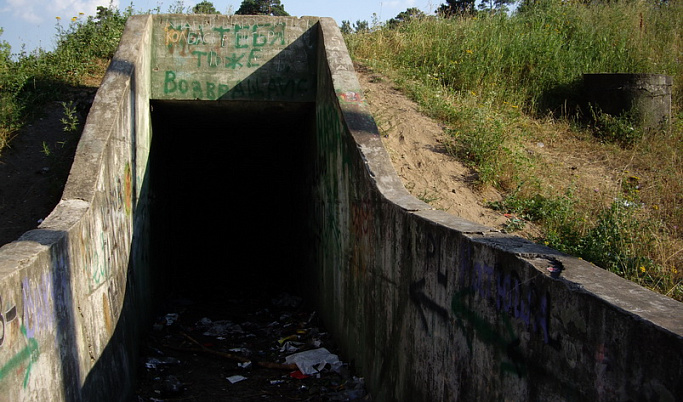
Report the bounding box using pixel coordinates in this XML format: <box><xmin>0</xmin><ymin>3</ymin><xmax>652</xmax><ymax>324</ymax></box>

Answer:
<box><xmin>473</xmin><ymin>263</ymin><xmax>549</xmax><ymax>344</ymax></box>
<box><xmin>22</xmin><ymin>274</ymin><xmax>55</xmax><ymax>339</ymax></box>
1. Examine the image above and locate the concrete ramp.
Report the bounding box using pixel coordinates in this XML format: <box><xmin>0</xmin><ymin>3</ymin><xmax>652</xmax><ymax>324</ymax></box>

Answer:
<box><xmin>0</xmin><ymin>14</ymin><xmax>681</xmax><ymax>401</ymax></box>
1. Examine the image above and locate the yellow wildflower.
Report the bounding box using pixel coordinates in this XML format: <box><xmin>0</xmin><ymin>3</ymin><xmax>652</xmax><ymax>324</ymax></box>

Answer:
<box><xmin>72</xmin><ymin>17</ymin><xmax>77</xmax><ymax>21</ymax></box>
<box><xmin>56</xmin><ymin>16</ymin><xmax>61</xmax><ymax>20</ymax></box>
<box><xmin>639</xmin><ymin>266</ymin><xmax>646</xmax><ymax>273</ymax></box>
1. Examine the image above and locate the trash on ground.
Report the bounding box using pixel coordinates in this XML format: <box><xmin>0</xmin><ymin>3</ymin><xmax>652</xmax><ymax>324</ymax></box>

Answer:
<box><xmin>280</xmin><ymin>340</ymin><xmax>303</xmax><ymax>353</ymax></box>
<box><xmin>152</xmin><ymin>375</ymin><xmax>183</xmax><ymax>396</ymax></box>
<box><xmin>145</xmin><ymin>356</ymin><xmax>180</xmax><ymax>369</ymax></box>
<box><xmin>164</xmin><ymin>313</ymin><xmax>179</xmax><ymax>326</ymax></box>
<box><xmin>196</xmin><ymin>318</ymin><xmax>244</xmax><ymax>336</ymax></box>
<box><xmin>226</xmin><ymin>375</ymin><xmax>248</xmax><ymax>384</ymax></box>
<box><xmin>289</xmin><ymin>370</ymin><xmax>310</xmax><ymax>380</ymax></box>
<box><xmin>328</xmin><ymin>376</ymin><xmax>368</xmax><ymax>401</ymax></box>
<box><xmin>284</xmin><ymin>347</ymin><xmax>343</xmax><ymax>375</ymax></box>
<box><xmin>135</xmin><ymin>292</ymin><xmax>370</xmax><ymax>400</ymax></box>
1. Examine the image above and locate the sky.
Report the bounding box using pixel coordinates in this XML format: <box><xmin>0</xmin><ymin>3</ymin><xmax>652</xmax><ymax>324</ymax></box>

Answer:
<box><xmin>0</xmin><ymin>0</ymin><xmax>441</xmax><ymax>55</ymax></box>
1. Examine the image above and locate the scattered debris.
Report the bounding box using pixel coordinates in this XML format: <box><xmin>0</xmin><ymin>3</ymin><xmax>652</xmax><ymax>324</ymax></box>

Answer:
<box><xmin>135</xmin><ymin>291</ymin><xmax>371</xmax><ymax>401</ymax></box>
<box><xmin>285</xmin><ymin>348</ymin><xmax>343</xmax><ymax>376</ymax></box>
<box><xmin>226</xmin><ymin>375</ymin><xmax>248</xmax><ymax>384</ymax></box>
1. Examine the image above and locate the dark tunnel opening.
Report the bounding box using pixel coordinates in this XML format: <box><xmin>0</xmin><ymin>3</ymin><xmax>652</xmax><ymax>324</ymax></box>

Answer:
<box><xmin>148</xmin><ymin>100</ymin><xmax>316</xmax><ymax>301</ymax></box>
<box><xmin>132</xmin><ymin>100</ymin><xmax>374</xmax><ymax>401</ymax></box>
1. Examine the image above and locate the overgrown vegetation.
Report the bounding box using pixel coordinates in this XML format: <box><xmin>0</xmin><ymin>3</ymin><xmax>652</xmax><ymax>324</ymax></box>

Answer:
<box><xmin>347</xmin><ymin>0</ymin><xmax>682</xmax><ymax>300</ymax></box>
<box><xmin>0</xmin><ymin>6</ymin><xmax>130</xmax><ymax>152</ymax></box>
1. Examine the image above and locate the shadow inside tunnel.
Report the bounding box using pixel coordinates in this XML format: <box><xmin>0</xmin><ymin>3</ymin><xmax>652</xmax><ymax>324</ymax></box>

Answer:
<box><xmin>148</xmin><ymin>99</ymin><xmax>316</xmax><ymax>300</ymax></box>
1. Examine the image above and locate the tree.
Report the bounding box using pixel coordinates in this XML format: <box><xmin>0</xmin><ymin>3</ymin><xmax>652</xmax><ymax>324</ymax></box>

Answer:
<box><xmin>193</xmin><ymin>1</ymin><xmax>220</xmax><ymax>14</ymax></box>
<box><xmin>478</xmin><ymin>0</ymin><xmax>516</xmax><ymax>13</ymax></box>
<box><xmin>340</xmin><ymin>20</ymin><xmax>352</xmax><ymax>34</ymax></box>
<box><xmin>387</xmin><ymin>7</ymin><xmax>427</xmax><ymax>28</ymax></box>
<box><xmin>235</xmin><ymin>0</ymin><xmax>289</xmax><ymax>16</ymax></box>
<box><xmin>353</xmin><ymin>20</ymin><xmax>369</xmax><ymax>33</ymax></box>
<box><xmin>437</xmin><ymin>0</ymin><xmax>476</xmax><ymax>17</ymax></box>
<box><xmin>0</xmin><ymin>28</ymin><xmax>12</xmax><ymax>76</ymax></box>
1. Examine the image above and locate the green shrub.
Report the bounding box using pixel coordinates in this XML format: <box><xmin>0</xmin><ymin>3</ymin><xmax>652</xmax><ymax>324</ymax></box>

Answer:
<box><xmin>589</xmin><ymin>106</ymin><xmax>643</xmax><ymax>147</ymax></box>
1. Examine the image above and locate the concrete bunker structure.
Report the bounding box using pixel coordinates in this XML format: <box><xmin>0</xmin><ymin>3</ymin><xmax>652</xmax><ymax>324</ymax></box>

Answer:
<box><xmin>0</xmin><ymin>14</ymin><xmax>681</xmax><ymax>401</ymax></box>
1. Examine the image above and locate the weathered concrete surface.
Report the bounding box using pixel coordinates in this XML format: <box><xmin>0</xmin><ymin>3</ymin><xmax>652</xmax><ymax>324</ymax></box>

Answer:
<box><xmin>150</xmin><ymin>14</ymin><xmax>318</xmax><ymax>101</ymax></box>
<box><xmin>0</xmin><ymin>15</ymin><xmax>154</xmax><ymax>401</ymax></box>
<box><xmin>584</xmin><ymin>73</ymin><xmax>672</xmax><ymax>130</ymax></box>
<box><xmin>0</xmin><ymin>13</ymin><xmax>680</xmax><ymax>402</ymax></box>
<box><xmin>310</xmin><ymin>17</ymin><xmax>683</xmax><ymax>401</ymax></box>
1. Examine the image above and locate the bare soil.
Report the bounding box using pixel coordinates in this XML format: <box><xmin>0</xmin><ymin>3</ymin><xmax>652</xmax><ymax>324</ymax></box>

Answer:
<box><xmin>354</xmin><ymin>64</ymin><xmax>543</xmax><ymax>238</ymax></box>
<box><xmin>0</xmin><ymin>93</ymin><xmax>94</xmax><ymax>246</ymax></box>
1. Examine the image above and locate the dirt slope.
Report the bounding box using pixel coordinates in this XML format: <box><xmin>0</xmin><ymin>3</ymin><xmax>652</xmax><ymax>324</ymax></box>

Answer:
<box><xmin>355</xmin><ymin>66</ymin><xmax>541</xmax><ymax>237</ymax></box>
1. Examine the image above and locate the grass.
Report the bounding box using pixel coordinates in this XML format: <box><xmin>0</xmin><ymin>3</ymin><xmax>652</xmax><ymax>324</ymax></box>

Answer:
<box><xmin>346</xmin><ymin>0</ymin><xmax>682</xmax><ymax>300</ymax></box>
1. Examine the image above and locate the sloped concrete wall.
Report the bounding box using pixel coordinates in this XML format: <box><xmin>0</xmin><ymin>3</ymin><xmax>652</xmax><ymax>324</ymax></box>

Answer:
<box><xmin>0</xmin><ymin>15</ymin><xmax>154</xmax><ymax>401</ymax></box>
<box><xmin>311</xmin><ymin>18</ymin><xmax>683</xmax><ymax>401</ymax></box>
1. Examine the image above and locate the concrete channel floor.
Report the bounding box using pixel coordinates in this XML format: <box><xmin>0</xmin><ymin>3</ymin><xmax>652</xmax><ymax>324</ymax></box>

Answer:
<box><xmin>134</xmin><ymin>289</ymin><xmax>371</xmax><ymax>401</ymax></box>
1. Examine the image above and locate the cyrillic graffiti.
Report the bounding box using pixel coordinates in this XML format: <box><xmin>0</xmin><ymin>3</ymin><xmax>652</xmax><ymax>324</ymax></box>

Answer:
<box><xmin>191</xmin><ymin>49</ymin><xmax>263</xmax><ymax>69</ymax></box>
<box><xmin>163</xmin><ymin>70</ymin><xmax>309</xmax><ymax>100</ymax></box>
<box><xmin>164</xmin><ymin>21</ymin><xmax>286</xmax><ymax>50</ymax></box>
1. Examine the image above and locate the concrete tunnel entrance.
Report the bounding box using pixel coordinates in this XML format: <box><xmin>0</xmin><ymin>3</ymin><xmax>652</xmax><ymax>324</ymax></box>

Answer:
<box><xmin>2</xmin><ymin>14</ymin><xmax>681</xmax><ymax>401</ymax></box>
<box><xmin>135</xmin><ymin>99</ymin><xmax>376</xmax><ymax>400</ymax></box>
<box><xmin>148</xmin><ymin>100</ymin><xmax>316</xmax><ymax>298</ymax></box>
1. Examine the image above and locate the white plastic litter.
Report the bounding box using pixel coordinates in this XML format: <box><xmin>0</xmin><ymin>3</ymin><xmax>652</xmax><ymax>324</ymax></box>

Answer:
<box><xmin>279</xmin><ymin>341</ymin><xmax>303</xmax><ymax>353</ymax></box>
<box><xmin>226</xmin><ymin>375</ymin><xmax>247</xmax><ymax>384</ymax></box>
<box><xmin>284</xmin><ymin>348</ymin><xmax>343</xmax><ymax>375</ymax></box>
<box><xmin>164</xmin><ymin>313</ymin><xmax>179</xmax><ymax>326</ymax></box>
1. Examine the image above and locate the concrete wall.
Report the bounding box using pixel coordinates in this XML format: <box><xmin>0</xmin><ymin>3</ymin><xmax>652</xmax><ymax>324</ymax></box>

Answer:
<box><xmin>0</xmin><ymin>15</ymin><xmax>154</xmax><ymax>401</ymax></box>
<box><xmin>311</xmin><ymin>18</ymin><xmax>683</xmax><ymax>401</ymax></box>
<box><xmin>0</xmin><ymin>13</ymin><xmax>680</xmax><ymax>402</ymax></box>
<box><xmin>150</xmin><ymin>14</ymin><xmax>318</xmax><ymax>101</ymax></box>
